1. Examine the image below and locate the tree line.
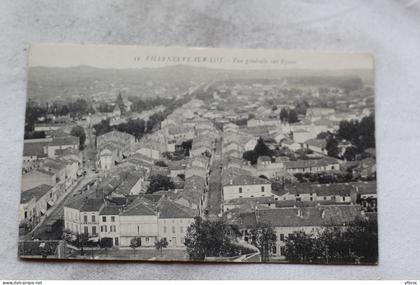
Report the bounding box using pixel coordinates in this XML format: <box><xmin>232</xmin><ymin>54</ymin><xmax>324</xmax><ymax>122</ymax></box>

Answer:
<box><xmin>284</xmin><ymin>218</ymin><xmax>377</xmax><ymax>264</ymax></box>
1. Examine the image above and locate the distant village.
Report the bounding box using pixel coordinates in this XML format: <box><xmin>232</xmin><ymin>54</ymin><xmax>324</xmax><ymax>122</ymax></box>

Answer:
<box><xmin>19</xmin><ymin>78</ymin><xmax>377</xmax><ymax>263</ymax></box>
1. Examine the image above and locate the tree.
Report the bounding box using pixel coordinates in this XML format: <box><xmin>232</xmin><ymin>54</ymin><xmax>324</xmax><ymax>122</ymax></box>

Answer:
<box><xmin>93</xmin><ymin>119</ymin><xmax>112</xmax><ymax>136</ymax></box>
<box><xmin>154</xmin><ymin>160</ymin><xmax>168</xmax><ymax>167</ymax></box>
<box><xmin>326</xmin><ymin>136</ymin><xmax>339</xmax><ymax>158</ymax></box>
<box><xmin>184</xmin><ymin>217</ymin><xmax>243</xmax><ymax>261</ymax></box>
<box><xmin>154</xmin><ymin>238</ymin><xmax>169</xmax><ymax>256</ymax></box>
<box><xmin>77</xmin><ymin>233</ymin><xmax>89</xmax><ymax>256</ymax></box>
<box><xmin>254</xmin><ymin>137</ymin><xmax>273</xmax><ymax>158</ymax></box>
<box><xmin>283</xmin><ymin>218</ymin><xmax>378</xmax><ymax>264</ymax></box>
<box><xmin>130</xmin><ymin>237</ymin><xmax>142</xmax><ymax>256</ymax></box>
<box><xmin>279</xmin><ymin>108</ymin><xmax>288</xmax><ymax>123</ymax></box>
<box><xmin>116</xmin><ymin>93</ymin><xmax>126</xmax><ymax>115</ymax></box>
<box><xmin>70</xmin><ymin>125</ymin><xmax>86</xmax><ymax>150</ymax></box>
<box><xmin>147</xmin><ymin>174</ymin><xmax>175</xmax><ymax>194</ymax></box>
<box><xmin>288</xmin><ymin>109</ymin><xmax>299</xmax><ymax>123</ymax></box>
<box><xmin>249</xmin><ymin>222</ymin><xmax>277</xmax><ymax>262</ymax></box>
<box><xmin>242</xmin><ymin>150</ymin><xmax>258</xmax><ymax>165</ymax></box>
<box><xmin>343</xmin><ymin>146</ymin><xmax>358</xmax><ymax>161</ymax></box>
<box><xmin>99</xmin><ymin>237</ymin><xmax>113</xmax><ymax>256</ymax></box>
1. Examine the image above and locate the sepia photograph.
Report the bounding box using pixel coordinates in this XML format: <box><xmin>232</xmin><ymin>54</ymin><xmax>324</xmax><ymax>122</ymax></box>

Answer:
<box><xmin>18</xmin><ymin>44</ymin><xmax>377</xmax><ymax>264</ymax></box>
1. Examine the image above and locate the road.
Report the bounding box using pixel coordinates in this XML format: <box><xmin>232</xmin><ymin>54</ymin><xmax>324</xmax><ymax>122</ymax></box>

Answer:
<box><xmin>23</xmin><ymin>173</ymin><xmax>99</xmax><ymax>241</ymax></box>
<box><xmin>206</xmin><ymin>137</ymin><xmax>223</xmax><ymax>219</ymax></box>
<box><xmin>83</xmin><ymin>124</ymin><xmax>97</xmax><ymax>171</ymax></box>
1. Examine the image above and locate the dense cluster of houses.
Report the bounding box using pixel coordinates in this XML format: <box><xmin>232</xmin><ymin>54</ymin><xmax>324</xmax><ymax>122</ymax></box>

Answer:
<box><xmin>23</xmin><ymin>83</ymin><xmax>376</xmax><ymax>260</ymax></box>
<box><xmin>20</xmin><ymin>130</ymin><xmax>82</xmax><ymax>230</ymax></box>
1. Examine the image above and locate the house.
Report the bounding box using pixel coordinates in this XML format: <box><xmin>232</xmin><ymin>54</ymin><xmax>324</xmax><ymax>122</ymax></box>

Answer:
<box><xmin>157</xmin><ymin>199</ymin><xmax>196</xmax><ymax>248</ymax></box>
<box><xmin>97</xmin><ymin>130</ymin><xmax>135</xmax><ymax>157</ymax></box>
<box><xmin>292</xmin><ymin>129</ymin><xmax>314</xmax><ymax>144</ymax></box>
<box><xmin>98</xmin><ymin>148</ymin><xmax>114</xmax><ymax>171</ymax></box>
<box><xmin>41</xmin><ymin>159</ymin><xmax>67</xmax><ymax>185</ymax></box>
<box><xmin>351</xmin><ymin>181</ymin><xmax>377</xmax><ymax>211</ymax></box>
<box><xmin>281</xmin><ymin>183</ymin><xmax>354</xmax><ymax>203</ymax></box>
<box><xmin>135</xmin><ymin>145</ymin><xmax>161</xmax><ymax>160</ymax></box>
<box><xmin>20</xmin><ymin>184</ymin><xmax>54</xmax><ymax>228</ymax></box>
<box><xmin>230</xmin><ymin>204</ymin><xmax>363</xmax><ymax>259</ymax></box>
<box><xmin>284</xmin><ymin>157</ymin><xmax>341</xmax><ymax>174</ymax></box>
<box><xmin>244</xmin><ymin>137</ymin><xmax>258</xmax><ymax>151</ymax></box>
<box><xmin>112</xmin><ymin>173</ymin><xmax>144</xmax><ymax>197</ymax></box>
<box><xmin>64</xmin><ymin>198</ymin><xmax>105</xmax><ymax>238</ymax></box>
<box><xmin>257</xmin><ymin>156</ymin><xmax>272</xmax><ymax>166</ymax></box>
<box><xmin>21</xmin><ymin>169</ymin><xmax>56</xmax><ymax>191</ymax></box>
<box><xmin>119</xmin><ymin>200</ymin><xmax>159</xmax><ymax>247</ymax></box>
<box><xmin>352</xmin><ymin>158</ymin><xmax>376</xmax><ymax>179</ymax></box>
<box><xmin>46</xmin><ymin>136</ymin><xmax>80</xmax><ymax>159</ymax></box>
<box><xmin>99</xmin><ymin>206</ymin><xmax>122</xmax><ymax>246</ymax></box>
<box><xmin>281</xmin><ymin>138</ymin><xmax>301</xmax><ymax>152</ymax></box>
<box><xmin>22</xmin><ymin>139</ymin><xmax>49</xmax><ymax>170</ymax></box>
<box><xmin>223</xmin><ymin>175</ymin><xmax>272</xmax><ymax>201</ymax></box>
<box><xmin>303</xmin><ymin>138</ymin><xmax>328</xmax><ymax>155</ymax></box>
<box><xmin>185</xmin><ymin>165</ymin><xmax>207</xmax><ymax>179</ymax></box>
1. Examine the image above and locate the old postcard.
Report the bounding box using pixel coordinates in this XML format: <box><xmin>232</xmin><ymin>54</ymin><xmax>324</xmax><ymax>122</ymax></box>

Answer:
<box><xmin>19</xmin><ymin>44</ymin><xmax>377</xmax><ymax>264</ymax></box>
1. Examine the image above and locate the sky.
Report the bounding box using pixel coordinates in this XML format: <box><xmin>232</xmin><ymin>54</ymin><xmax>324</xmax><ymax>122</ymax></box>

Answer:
<box><xmin>28</xmin><ymin>43</ymin><xmax>374</xmax><ymax>71</ymax></box>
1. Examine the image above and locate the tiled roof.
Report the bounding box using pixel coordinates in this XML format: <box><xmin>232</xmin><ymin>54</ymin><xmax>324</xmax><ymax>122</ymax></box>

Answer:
<box><xmin>285</xmin><ymin>183</ymin><xmax>353</xmax><ymax>197</ymax></box>
<box><xmin>304</xmin><ymin>138</ymin><xmax>327</xmax><ymax>149</ymax></box>
<box><xmin>184</xmin><ymin>175</ymin><xmax>206</xmax><ymax>192</ymax></box>
<box><xmin>284</xmin><ymin>157</ymin><xmax>340</xmax><ymax>169</ymax></box>
<box><xmin>158</xmin><ymin>199</ymin><xmax>196</xmax><ymax>219</ymax></box>
<box><xmin>32</xmin><ymin>169</ymin><xmax>55</xmax><ymax>176</ymax></box>
<box><xmin>223</xmin><ymin>174</ymin><xmax>270</xmax><ymax>187</ymax></box>
<box><xmin>98</xmin><ymin>130</ymin><xmax>134</xmax><ymax>141</ymax></box>
<box><xmin>352</xmin><ymin>181</ymin><xmax>376</xmax><ymax>195</ymax></box>
<box><xmin>65</xmin><ymin>198</ymin><xmax>104</xmax><ymax>212</ymax></box>
<box><xmin>81</xmin><ymin>198</ymin><xmax>105</xmax><ymax>212</ymax></box>
<box><xmin>99</xmin><ymin>205</ymin><xmax>122</xmax><ymax>215</ymax></box>
<box><xmin>49</xmin><ymin>136</ymin><xmax>79</xmax><ymax>146</ymax></box>
<box><xmin>42</xmin><ymin>159</ymin><xmax>67</xmax><ymax>171</ymax></box>
<box><xmin>120</xmin><ymin>200</ymin><xmax>156</xmax><ymax>216</ymax></box>
<box><xmin>23</xmin><ymin>142</ymin><xmax>47</xmax><ymax>157</ymax></box>
<box><xmin>256</xmin><ymin>205</ymin><xmax>362</xmax><ymax>227</ymax></box>
<box><xmin>21</xmin><ymin>184</ymin><xmax>52</xmax><ymax>203</ymax></box>
<box><xmin>114</xmin><ymin>173</ymin><xmax>142</xmax><ymax>196</ymax></box>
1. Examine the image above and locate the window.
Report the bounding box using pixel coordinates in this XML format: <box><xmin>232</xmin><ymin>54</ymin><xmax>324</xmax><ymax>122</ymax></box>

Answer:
<box><xmin>137</xmin><ymin>226</ymin><xmax>140</xmax><ymax>234</ymax></box>
<box><xmin>280</xmin><ymin>234</ymin><xmax>284</xmax><ymax>241</ymax></box>
<box><xmin>310</xmin><ymin>197</ymin><xmax>313</xmax><ymax>201</ymax></box>
<box><xmin>180</xmin><ymin>226</ymin><xmax>183</xmax><ymax>233</ymax></box>
<box><xmin>323</xmin><ymin>196</ymin><xmax>327</xmax><ymax>200</ymax></box>
<box><xmin>261</xmin><ymin>186</ymin><xmax>265</xmax><ymax>192</ymax></box>
<box><xmin>280</xmin><ymin>246</ymin><xmax>285</xmax><ymax>256</ymax></box>
<box><xmin>115</xmin><ymin>237</ymin><xmax>119</xmax><ymax>246</ymax></box>
<box><xmin>163</xmin><ymin>226</ymin><xmax>167</xmax><ymax>234</ymax></box>
<box><xmin>84</xmin><ymin>215</ymin><xmax>87</xmax><ymax>223</ymax></box>
<box><xmin>111</xmin><ymin>216</ymin><xmax>115</xmax><ymax>222</ymax></box>
<box><xmin>288</xmin><ymin>234</ymin><xmax>293</xmax><ymax>239</ymax></box>
<box><xmin>91</xmin><ymin>215</ymin><xmax>96</xmax><ymax>223</ymax></box>
<box><xmin>172</xmin><ymin>226</ymin><xmax>176</xmax><ymax>234</ymax></box>
<box><xmin>342</xmin><ymin>196</ymin><xmax>346</xmax><ymax>202</ymax></box>
<box><xmin>272</xmin><ymin>246</ymin><xmax>277</xmax><ymax>254</ymax></box>
<box><xmin>146</xmin><ymin>237</ymin><xmax>149</xmax><ymax>242</ymax></box>
<box><xmin>92</xmin><ymin>226</ymin><xmax>96</xmax><ymax>235</ymax></box>
<box><xmin>102</xmin><ymin>216</ymin><xmax>106</xmax><ymax>222</ymax></box>
<box><xmin>84</xmin><ymin>226</ymin><xmax>88</xmax><ymax>234</ymax></box>
<box><xmin>239</xmin><ymin>187</ymin><xmax>242</xmax><ymax>193</ymax></box>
